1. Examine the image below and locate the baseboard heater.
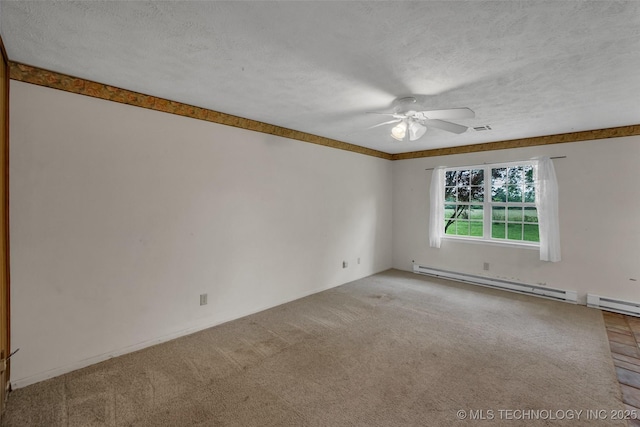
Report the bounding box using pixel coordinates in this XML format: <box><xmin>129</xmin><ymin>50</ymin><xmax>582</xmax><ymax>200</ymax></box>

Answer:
<box><xmin>587</xmin><ymin>294</ymin><xmax>640</xmax><ymax>318</ymax></box>
<box><xmin>413</xmin><ymin>264</ymin><xmax>578</xmax><ymax>304</ymax></box>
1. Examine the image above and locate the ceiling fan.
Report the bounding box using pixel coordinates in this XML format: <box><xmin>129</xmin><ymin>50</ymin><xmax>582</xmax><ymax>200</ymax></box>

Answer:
<box><xmin>369</xmin><ymin>97</ymin><xmax>475</xmax><ymax>142</ymax></box>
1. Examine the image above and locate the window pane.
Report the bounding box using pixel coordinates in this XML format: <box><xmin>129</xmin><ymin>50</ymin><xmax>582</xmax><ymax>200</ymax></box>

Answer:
<box><xmin>507</xmin><ymin>185</ymin><xmax>522</xmax><ymax>202</ymax></box>
<box><xmin>524</xmin><ymin>185</ymin><xmax>535</xmax><ymax>203</ymax></box>
<box><xmin>507</xmin><ymin>223</ymin><xmax>523</xmax><ymax>240</ymax></box>
<box><xmin>492</xmin><ymin>222</ymin><xmax>505</xmax><ymax>239</ymax></box>
<box><xmin>524</xmin><ymin>207</ymin><xmax>538</xmax><ymax>223</ymax></box>
<box><xmin>524</xmin><ymin>166</ymin><xmax>534</xmax><ymax>184</ymax></box>
<box><xmin>469</xmin><ymin>205</ymin><xmax>483</xmax><ymax>220</ymax></box>
<box><xmin>445</xmin><ymin>187</ymin><xmax>456</xmax><ymax>202</ymax></box>
<box><xmin>470</xmin><ymin>186</ymin><xmax>484</xmax><ymax>202</ymax></box>
<box><xmin>459</xmin><ymin>170</ymin><xmax>470</xmax><ymax>186</ymax></box>
<box><xmin>445</xmin><ymin>171</ymin><xmax>457</xmax><ymax>186</ymax></box>
<box><xmin>456</xmin><ymin>220</ymin><xmax>469</xmax><ymax>236</ymax></box>
<box><xmin>471</xmin><ymin>169</ymin><xmax>484</xmax><ymax>185</ymax></box>
<box><xmin>457</xmin><ymin>187</ymin><xmax>470</xmax><ymax>202</ymax></box>
<box><xmin>461</xmin><ymin>206</ymin><xmax>471</xmax><ymax>219</ymax></box>
<box><xmin>523</xmin><ymin>224</ymin><xmax>539</xmax><ymax>242</ymax></box>
<box><xmin>508</xmin><ymin>166</ymin><xmax>523</xmax><ymax>185</ymax></box>
<box><xmin>492</xmin><ymin>206</ymin><xmax>505</xmax><ymax>221</ymax></box>
<box><xmin>470</xmin><ymin>221</ymin><xmax>483</xmax><ymax>237</ymax></box>
<box><xmin>445</xmin><ymin>220</ymin><xmax>456</xmax><ymax>235</ymax></box>
<box><xmin>445</xmin><ymin>204</ymin><xmax>456</xmax><ymax>219</ymax></box>
<box><xmin>491</xmin><ymin>168</ymin><xmax>507</xmax><ymax>186</ymax></box>
<box><xmin>491</xmin><ymin>185</ymin><xmax>506</xmax><ymax>202</ymax></box>
<box><xmin>447</xmin><ymin>204</ymin><xmax>469</xmax><ymax>220</ymax></box>
<box><xmin>508</xmin><ymin>207</ymin><xmax>523</xmax><ymax>222</ymax></box>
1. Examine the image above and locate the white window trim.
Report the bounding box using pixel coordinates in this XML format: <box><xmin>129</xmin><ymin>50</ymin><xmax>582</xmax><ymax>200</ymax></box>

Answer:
<box><xmin>441</xmin><ymin>160</ymin><xmax>540</xmax><ymax>247</ymax></box>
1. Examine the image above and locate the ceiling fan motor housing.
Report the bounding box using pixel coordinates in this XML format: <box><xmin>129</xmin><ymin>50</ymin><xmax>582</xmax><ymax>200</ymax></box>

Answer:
<box><xmin>393</xmin><ymin>96</ymin><xmax>419</xmax><ymax>114</ymax></box>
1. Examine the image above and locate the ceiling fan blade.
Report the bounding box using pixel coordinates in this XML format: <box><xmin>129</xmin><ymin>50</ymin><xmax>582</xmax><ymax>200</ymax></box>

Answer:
<box><xmin>366</xmin><ymin>112</ymin><xmax>405</xmax><ymax>118</ymax></box>
<box><xmin>421</xmin><ymin>108</ymin><xmax>475</xmax><ymax>120</ymax></box>
<box><xmin>366</xmin><ymin>119</ymin><xmax>401</xmax><ymax>130</ymax></box>
<box><xmin>425</xmin><ymin>119</ymin><xmax>469</xmax><ymax>134</ymax></box>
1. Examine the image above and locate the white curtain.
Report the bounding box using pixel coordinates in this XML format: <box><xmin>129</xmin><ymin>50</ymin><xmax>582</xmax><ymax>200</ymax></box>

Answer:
<box><xmin>535</xmin><ymin>157</ymin><xmax>561</xmax><ymax>262</ymax></box>
<box><xmin>429</xmin><ymin>167</ymin><xmax>445</xmax><ymax>248</ymax></box>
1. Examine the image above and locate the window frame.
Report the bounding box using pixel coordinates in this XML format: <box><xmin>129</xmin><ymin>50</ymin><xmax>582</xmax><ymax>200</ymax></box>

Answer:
<box><xmin>441</xmin><ymin>160</ymin><xmax>540</xmax><ymax>248</ymax></box>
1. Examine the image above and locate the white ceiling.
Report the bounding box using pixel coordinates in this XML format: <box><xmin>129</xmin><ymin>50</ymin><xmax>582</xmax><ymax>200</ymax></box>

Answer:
<box><xmin>2</xmin><ymin>1</ymin><xmax>639</xmax><ymax>155</ymax></box>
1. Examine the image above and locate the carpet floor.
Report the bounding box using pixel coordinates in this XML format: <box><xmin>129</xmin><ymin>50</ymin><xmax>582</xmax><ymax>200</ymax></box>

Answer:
<box><xmin>2</xmin><ymin>269</ymin><xmax>626</xmax><ymax>426</ymax></box>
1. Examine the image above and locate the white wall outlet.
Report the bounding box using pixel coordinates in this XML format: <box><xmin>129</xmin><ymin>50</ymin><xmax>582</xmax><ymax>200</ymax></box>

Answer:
<box><xmin>343</xmin><ymin>261</ymin><xmax>348</xmax><ymax>268</ymax></box>
<box><xmin>483</xmin><ymin>262</ymin><xmax>490</xmax><ymax>271</ymax></box>
<box><xmin>200</xmin><ymin>293</ymin><xmax>208</xmax><ymax>306</ymax></box>
<box><xmin>357</xmin><ymin>257</ymin><xmax>361</xmax><ymax>264</ymax></box>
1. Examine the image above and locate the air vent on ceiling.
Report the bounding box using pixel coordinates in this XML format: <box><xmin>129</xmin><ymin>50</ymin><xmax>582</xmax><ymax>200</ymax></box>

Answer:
<box><xmin>473</xmin><ymin>125</ymin><xmax>492</xmax><ymax>131</ymax></box>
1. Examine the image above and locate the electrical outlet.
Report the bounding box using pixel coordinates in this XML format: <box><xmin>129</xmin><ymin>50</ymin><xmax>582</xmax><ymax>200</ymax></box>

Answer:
<box><xmin>200</xmin><ymin>293</ymin><xmax>208</xmax><ymax>306</ymax></box>
<box><xmin>343</xmin><ymin>261</ymin><xmax>348</xmax><ymax>268</ymax></box>
<box><xmin>357</xmin><ymin>257</ymin><xmax>361</xmax><ymax>264</ymax></box>
<box><xmin>483</xmin><ymin>262</ymin><xmax>490</xmax><ymax>271</ymax></box>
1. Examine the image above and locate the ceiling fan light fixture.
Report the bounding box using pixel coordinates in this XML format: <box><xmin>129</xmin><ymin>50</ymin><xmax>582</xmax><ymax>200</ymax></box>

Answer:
<box><xmin>369</xmin><ymin>99</ymin><xmax>474</xmax><ymax>142</ymax></box>
<box><xmin>408</xmin><ymin>121</ymin><xmax>427</xmax><ymax>141</ymax></box>
<box><xmin>391</xmin><ymin>121</ymin><xmax>407</xmax><ymax>141</ymax></box>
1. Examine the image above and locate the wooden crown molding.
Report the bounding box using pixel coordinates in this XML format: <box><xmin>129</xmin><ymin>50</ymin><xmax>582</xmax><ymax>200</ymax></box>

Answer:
<box><xmin>9</xmin><ymin>62</ymin><xmax>639</xmax><ymax>162</ymax></box>
<box><xmin>9</xmin><ymin>62</ymin><xmax>392</xmax><ymax>160</ymax></box>
<box><xmin>391</xmin><ymin>124</ymin><xmax>640</xmax><ymax>160</ymax></box>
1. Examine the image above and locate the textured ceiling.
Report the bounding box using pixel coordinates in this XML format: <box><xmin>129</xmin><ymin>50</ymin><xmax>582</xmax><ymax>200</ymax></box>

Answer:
<box><xmin>2</xmin><ymin>1</ymin><xmax>639</xmax><ymax>154</ymax></box>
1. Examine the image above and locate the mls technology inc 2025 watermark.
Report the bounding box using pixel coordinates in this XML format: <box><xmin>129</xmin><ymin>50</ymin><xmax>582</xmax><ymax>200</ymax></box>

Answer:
<box><xmin>456</xmin><ymin>408</ymin><xmax>638</xmax><ymax>421</ymax></box>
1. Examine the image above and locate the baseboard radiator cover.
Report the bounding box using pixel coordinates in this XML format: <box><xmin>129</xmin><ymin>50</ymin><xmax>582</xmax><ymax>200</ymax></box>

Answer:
<box><xmin>587</xmin><ymin>294</ymin><xmax>640</xmax><ymax>318</ymax></box>
<box><xmin>412</xmin><ymin>264</ymin><xmax>578</xmax><ymax>304</ymax></box>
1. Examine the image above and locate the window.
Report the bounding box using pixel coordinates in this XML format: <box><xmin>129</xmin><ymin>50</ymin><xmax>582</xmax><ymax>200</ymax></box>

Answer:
<box><xmin>442</xmin><ymin>162</ymin><xmax>539</xmax><ymax>245</ymax></box>
<box><xmin>429</xmin><ymin>157</ymin><xmax>560</xmax><ymax>261</ymax></box>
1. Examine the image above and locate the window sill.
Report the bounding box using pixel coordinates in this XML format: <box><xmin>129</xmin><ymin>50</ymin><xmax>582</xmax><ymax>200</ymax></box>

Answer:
<box><xmin>442</xmin><ymin>236</ymin><xmax>539</xmax><ymax>250</ymax></box>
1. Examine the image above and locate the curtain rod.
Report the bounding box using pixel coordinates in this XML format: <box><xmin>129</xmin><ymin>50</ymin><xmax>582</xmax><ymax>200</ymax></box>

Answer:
<box><xmin>424</xmin><ymin>156</ymin><xmax>566</xmax><ymax>171</ymax></box>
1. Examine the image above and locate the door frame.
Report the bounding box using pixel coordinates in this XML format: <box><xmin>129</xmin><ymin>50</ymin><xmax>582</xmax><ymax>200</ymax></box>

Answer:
<box><xmin>0</xmin><ymin>33</ymin><xmax>11</xmax><ymax>413</ymax></box>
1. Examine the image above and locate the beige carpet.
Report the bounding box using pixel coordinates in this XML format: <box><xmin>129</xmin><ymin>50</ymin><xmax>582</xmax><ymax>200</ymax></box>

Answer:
<box><xmin>3</xmin><ymin>269</ymin><xmax>625</xmax><ymax>426</ymax></box>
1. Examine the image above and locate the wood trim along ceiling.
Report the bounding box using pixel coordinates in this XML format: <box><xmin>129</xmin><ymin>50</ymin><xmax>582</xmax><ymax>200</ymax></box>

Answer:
<box><xmin>9</xmin><ymin>62</ymin><xmax>640</xmax><ymax>161</ymax></box>
<box><xmin>9</xmin><ymin>62</ymin><xmax>392</xmax><ymax>160</ymax></box>
<box><xmin>390</xmin><ymin>124</ymin><xmax>640</xmax><ymax>160</ymax></box>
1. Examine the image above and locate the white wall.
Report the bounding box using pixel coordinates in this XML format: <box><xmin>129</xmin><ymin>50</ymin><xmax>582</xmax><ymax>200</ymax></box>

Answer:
<box><xmin>10</xmin><ymin>78</ymin><xmax>640</xmax><ymax>389</ymax></box>
<box><xmin>393</xmin><ymin>136</ymin><xmax>640</xmax><ymax>304</ymax></box>
<box><xmin>9</xmin><ymin>81</ymin><xmax>393</xmax><ymax>387</ymax></box>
